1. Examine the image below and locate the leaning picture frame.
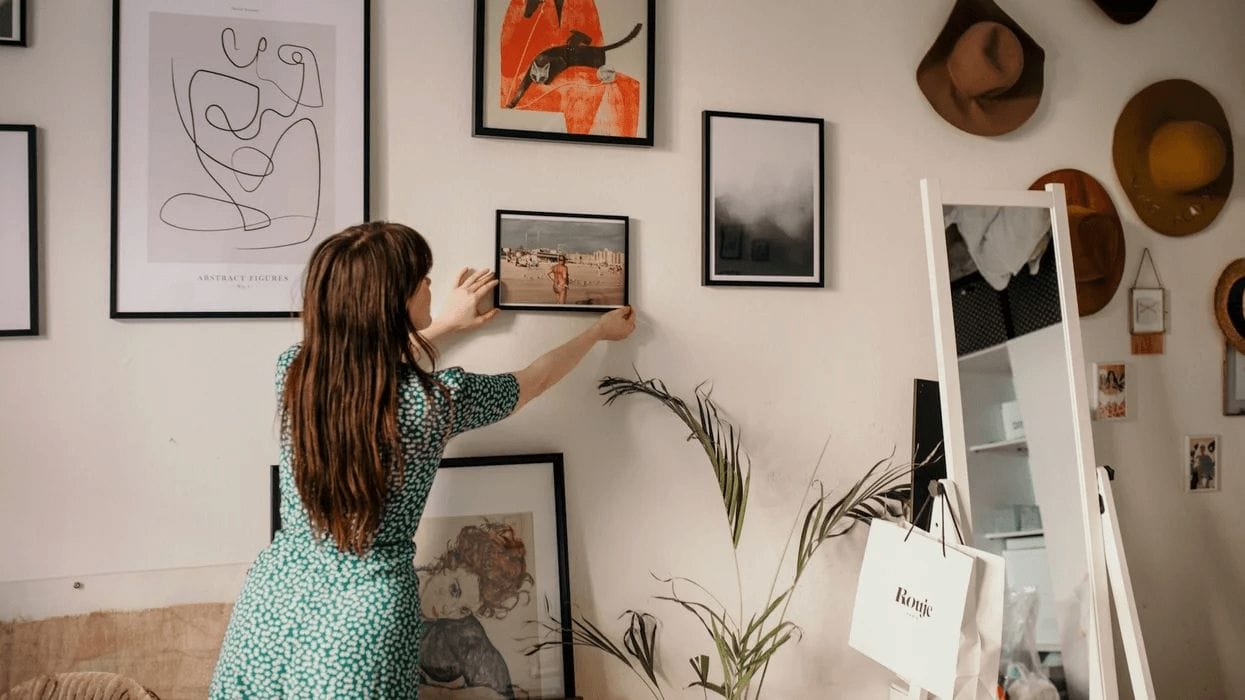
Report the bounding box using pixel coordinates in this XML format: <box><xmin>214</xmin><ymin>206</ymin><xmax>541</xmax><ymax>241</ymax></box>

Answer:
<box><xmin>0</xmin><ymin>0</ymin><xmax>26</xmax><ymax>46</ymax></box>
<box><xmin>495</xmin><ymin>209</ymin><xmax>629</xmax><ymax>312</ymax></box>
<box><xmin>110</xmin><ymin>0</ymin><xmax>369</xmax><ymax>318</ymax></box>
<box><xmin>0</xmin><ymin>124</ymin><xmax>37</xmax><ymax>336</ymax></box>
<box><xmin>416</xmin><ymin>454</ymin><xmax>575</xmax><ymax>699</ymax></box>
<box><xmin>1225</xmin><ymin>342</ymin><xmax>1245</xmax><ymax>416</ymax></box>
<box><xmin>472</xmin><ymin>0</ymin><xmax>656</xmax><ymax>146</ymax></box>
<box><xmin>703</xmin><ymin>111</ymin><xmax>825</xmax><ymax>287</ymax></box>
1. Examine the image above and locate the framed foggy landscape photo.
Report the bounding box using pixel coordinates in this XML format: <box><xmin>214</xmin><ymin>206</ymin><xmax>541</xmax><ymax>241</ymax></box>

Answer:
<box><xmin>703</xmin><ymin>110</ymin><xmax>824</xmax><ymax>287</ymax></box>
<box><xmin>495</xmin><ymin>209</ymin><xmax>629</xmax><ymax>312</ymax></box>
<box><xmin>110</xmin><ymin>0</ymin><xmax>369</xmax><ymax>317</ymax></box>
<box><xmin>0</xmin><ymin>0</ymin><xmax>26</xmax><ymax>46</ymax></box>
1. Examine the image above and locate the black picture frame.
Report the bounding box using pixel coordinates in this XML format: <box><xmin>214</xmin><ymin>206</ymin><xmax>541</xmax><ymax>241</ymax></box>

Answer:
<box><xmin>109</xmin><ymin>0</ymin><xmax>370</xmax><ymax>318</ymax></box>
<box><xmin>0</xmin><ymin>0</ymin><xmax>26</xmax><ymax>47</ymax></box>
<box><xmin>702</xmin><ymin>111</ymin><xmax>825</xmax><ymax>287</ymax></box>
<box><xmin>0</xmin><ymin>124</ymin><xmax>37</xmax><ymax>336</ymax></box>
<box><xmin>495</xmin><ymin>209</ymin><xmax>629</xmax><ymax>313</ymax></box>
<box><xmin>269</xmin><ymin>463</ymin><xmax>281</xmax><ymax>541</ymax></box>
<box><xmin>472</xmin><ymin>0</ymin><xmax>655</xmax><ymax>146</ymax></box>
<box><xmin>1225</xmin><ymin>342</ymin><xmax>1245</xmax><ymax>416</ymax></box>
<box><xmin>423</xmin><ymin>453</ymin><xmax>575</xmax><ymax>699</ymax></box>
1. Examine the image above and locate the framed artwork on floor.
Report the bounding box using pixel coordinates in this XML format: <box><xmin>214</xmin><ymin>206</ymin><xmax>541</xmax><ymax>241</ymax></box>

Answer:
<box><xmin>1225</xmin><ymin>342</ymin><xmax>1245</xmax><ymax>416</ymax></box>
<box><xmin>110</xmin><ymin>0</ymin><xmax>369</xmax><ymax>318</ymax></box>
<box><xmin>0</xmin><ymin>0</ymin><xmax>26</xmax><ymax>46</ymax></box>
<box><xmin>416</xmin><ymin>454</ymin><xmax>574</xmax><ymax>699</ymax></box>
<box><xmin>473</xmin><ymin>0</ymin><xmax>655</xmax><ymax>146</ymax></box>
<box><xmin>703</xmin><ymin>111</ymin><xmax>825</xmax><ymax>287</ymax></box>
<box><xmin>1185</xmin><ymin>434</ymin><xmax>1220</xmax><ymax>492</ymax></box>
<box><xmin>1092</xmin><ymin>361</ymin><xmax>1128</xmax><ymax>420</ymax></box>
<box><xmin>495</xmin><ymin>209</ymin><xmax>628</xmax><ymax>312</ymax></box>
<box><xmin>0</xmin><ymin>124</ymin><xmax>37</xmax><ymax>336</ymax></box>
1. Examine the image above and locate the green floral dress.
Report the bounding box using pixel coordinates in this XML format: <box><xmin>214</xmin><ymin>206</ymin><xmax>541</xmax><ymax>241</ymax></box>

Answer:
<box><xmin>210</xmin><ymin>345</ymin><xmax>519</xmax><ymax>699</ymax></box>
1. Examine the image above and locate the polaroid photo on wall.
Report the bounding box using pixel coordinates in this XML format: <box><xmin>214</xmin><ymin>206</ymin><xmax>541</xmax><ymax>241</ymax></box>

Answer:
<box><xmin>1185</xmin><ymin>434</ymin><xmax>1220</xmax><ymax>492</ymax></box>
<box><xmin>1092</xmin><ymin>362</ymin><xmax>1128</xmax><ymax>421</ymax></box>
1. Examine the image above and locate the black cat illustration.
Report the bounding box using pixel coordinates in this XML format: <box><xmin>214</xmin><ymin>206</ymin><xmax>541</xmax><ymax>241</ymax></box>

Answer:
<box><xmin>506</xmin><ymin>23</ymin><xmax>643</xmax><ymax>109</ymax></box>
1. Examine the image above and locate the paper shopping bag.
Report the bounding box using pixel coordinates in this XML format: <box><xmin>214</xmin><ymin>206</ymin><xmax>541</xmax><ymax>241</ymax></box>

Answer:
<box><xmin>945</xmin><ymin>537</ymin><xmax>1005</xmax><ymax>699</ymax></box>
<box><xmin>849</xmin><ymin>519</ymin><xmax>975</xmax><ymax>699</ymax></box>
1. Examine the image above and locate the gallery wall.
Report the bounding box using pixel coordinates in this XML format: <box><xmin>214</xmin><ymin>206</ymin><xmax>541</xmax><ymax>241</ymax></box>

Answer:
<box><xmin>0</xmin><ymin>0</ymin><xmax>1241</xmax><ymax>697</ymax></box>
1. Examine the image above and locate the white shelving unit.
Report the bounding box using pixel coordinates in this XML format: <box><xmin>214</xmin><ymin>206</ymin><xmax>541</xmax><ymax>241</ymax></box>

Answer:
<box><xmin>968</xmin><ymin>436</ymin><xmax>1027</xmax><ymax>454</ymax></box>
<box><xmin>982</xmin><ymin>528</ymin><xmax>1044</xmax><ymax>541</ymax></box>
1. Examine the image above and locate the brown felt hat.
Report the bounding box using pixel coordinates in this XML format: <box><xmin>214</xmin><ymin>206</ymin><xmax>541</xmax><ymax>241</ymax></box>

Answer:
<box><xmin>917</xmin><ymin>0</ymin><xmax>1045</xmax><ymax>137</ymax></box>
<box><xmin>1214</xmin><ymin>259</ymin><xmax>1245</xmax><ymax>353</ymax></box>
<box><xmin>1113</xmin><ymin>79</ymin><xmax>1233</xmax><ymax>237</ymax></box>
<box><xmin>1090</xmin><ymin>0</ymin><xmax>1156</xmax><ymax>24</ymax></box>
<box><xmin>1030</xmin><ymin>169</ymin><xmax>1126</xmax><ymax>316</ymax></box>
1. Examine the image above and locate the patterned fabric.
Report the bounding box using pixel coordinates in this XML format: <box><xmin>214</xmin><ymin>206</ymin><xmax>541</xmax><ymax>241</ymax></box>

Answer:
<box><xmin>210</xmin><ymin>344</ymin><xmax>519</xmax><ymax>699</ymax></box>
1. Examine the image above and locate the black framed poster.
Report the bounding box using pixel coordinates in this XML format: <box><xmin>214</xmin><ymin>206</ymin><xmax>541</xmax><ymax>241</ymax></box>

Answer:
<box><xmin>0</xmin><ymin>124</ymin><xmax>37</xmax><ymax>336</ymax></box>
<box><xmin>110</xmin><ymin>0</ymin><xmax>369</xmax><ymax>317</ymax></box>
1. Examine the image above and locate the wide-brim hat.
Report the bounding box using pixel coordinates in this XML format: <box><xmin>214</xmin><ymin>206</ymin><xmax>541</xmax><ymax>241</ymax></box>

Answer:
<box><xmin>1030</xmin><ymin>169</ymin><xmax>1126</xmax><ymax>316</ymax></box>
<box><xmin>1091</xmin><ymin>0</ymin><xmax>1156</xmax><ymax>24</ymax></box>
<box><xmin>1113</xmin><ymin>79</ymin><xmax>1234</xmax><ymax>237</ymax></box>
<box><xmin>917</xmin><ymin>0</ymin><xmax>1045</xmax><ymax>137</ymax></box>
<box><xmin>1214</xmin><ymin>259</ymin><xmax>1245</xmax><ymax>353</ymax></box>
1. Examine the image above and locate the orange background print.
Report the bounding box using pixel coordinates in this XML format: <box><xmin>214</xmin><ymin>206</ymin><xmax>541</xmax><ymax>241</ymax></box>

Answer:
<box><xmin>497</xmin><ymin>0</ymin><xmax>642</xmax><ymax>138</ymax></box>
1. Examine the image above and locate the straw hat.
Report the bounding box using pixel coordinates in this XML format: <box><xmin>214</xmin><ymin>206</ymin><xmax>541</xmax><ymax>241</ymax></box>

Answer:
<box><xmin>916</xmin><ymin>0</ymin><xmax>1045</xmax><ymax>137</ymax></box>
<box><xmin>1090</xmin><ymin>0</ymin><xmax>1156</xmax><ymax>24</ymax></box>
<box><xmin>1214</xmin><ymin>259</ymin><xmax>1245</xmax><ymax>353</ymax></box>
<box><xmin>1112</xmin><ymin>79</ymin><xmax>1233</xmax><ymax>237</ymax></box>
<box><xmin>1030</xmin><ymin>169</ymin><xmax>1125</xmax><ymax>316</ymax></box>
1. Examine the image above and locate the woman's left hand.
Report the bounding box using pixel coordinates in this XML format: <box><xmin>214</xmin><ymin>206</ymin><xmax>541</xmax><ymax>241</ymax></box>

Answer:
<box><xmin>437</xmin><ymin>267</ymin><xmax>500</xmax><ymax>333</ymax></box>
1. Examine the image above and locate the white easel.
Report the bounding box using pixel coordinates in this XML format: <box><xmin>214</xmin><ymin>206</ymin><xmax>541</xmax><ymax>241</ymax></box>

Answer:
<box><xmin>903</xmin><ymin>474</ymin><xmax>1154</xmax><ymax>700</ymax></box>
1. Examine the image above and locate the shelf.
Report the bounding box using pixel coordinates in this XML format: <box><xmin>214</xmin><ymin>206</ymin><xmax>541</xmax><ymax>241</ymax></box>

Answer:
<box><xmin>968</xmin><ymin>437</ymin><xmax>1027</xmax><ymax>453</ymax></box>
<box><xmin>983</xmin><ymin>528</ymin><xmax>1044</xmax><ymax>541</ymax></box>
<box><xmin>958</xmin><ymin>342</ymin><xmax>1012</xmax><ymax>374</ymax></box>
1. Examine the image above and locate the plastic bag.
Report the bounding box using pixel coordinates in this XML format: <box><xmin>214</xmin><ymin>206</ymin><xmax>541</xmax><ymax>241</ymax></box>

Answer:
<box><xmin>999</xmin><ymin>587</ymin><xmax>1058</xmax><ymax>699</ymax></box>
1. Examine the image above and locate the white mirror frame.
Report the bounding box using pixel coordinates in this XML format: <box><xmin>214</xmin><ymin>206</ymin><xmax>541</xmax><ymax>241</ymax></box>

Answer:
<box><xmin>919</xmin><ymin>179</ymin><xmax>1118</xmax><ymax>699</ymax></box>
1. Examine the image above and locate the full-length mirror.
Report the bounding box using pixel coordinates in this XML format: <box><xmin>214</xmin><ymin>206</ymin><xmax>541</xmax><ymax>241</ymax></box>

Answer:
<box><xmin>920</xmin><ymin>181</ymin><xmax>1116</xmax><ymax>699</ymax></box>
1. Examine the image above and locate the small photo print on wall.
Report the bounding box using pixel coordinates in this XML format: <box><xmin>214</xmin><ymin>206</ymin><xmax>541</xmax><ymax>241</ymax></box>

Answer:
<box><xmin>495</xmin><ymin>210</ymin><xmax>628</xmax><ymax>312</ymax></box>
<box><xmin>1130</xmin><ymin>287</ymin><xmax>1165</xmax><ymax>334</ymax></box>
<box><xmin>0</xmin><ymin>0</ymin><xmax>25</xmax><ymax>46</ymax></box>
<box><xmin>1186</xmin><ymin>434</ymin><xmax>1220</xmax><ymax>492</ymax></box>
<box><xmin>1093</xmin><ymin>362</ymin><xmax>1128</xmax><ymax>420</ymax></box>
<box><xmin>703</xmin><ymin>111</ymin><xmax>824</xmax><ymax>287</ymax></box>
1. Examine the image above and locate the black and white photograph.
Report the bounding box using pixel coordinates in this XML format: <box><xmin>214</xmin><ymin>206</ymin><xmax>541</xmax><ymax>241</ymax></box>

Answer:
<box><xmin>703</xmin><ymin>111</ymin><xmax>824</xmax><ymax>287</ymax></box>
<box><xmin>0</xmin><ymin>0</ymin><xmax>26</xmax><ymax>46</ymax></box>
<box><xmin>415</xmin><ymin>454</ymin><xmax>574</xmax><ymax>700</ymax></box>
<box><xmin>1186</xmin><ymin>434</ymin><xmax>1220</xmax><ymax>492</ymax></box>
<box><xmin>495</xmin><ymin>209</ymin><xmax>628</xmax><ymax>312</ymax></box>
<box><xmin>0</xmin><ymin>124</ymin><xmax>37</xmax><ymax>336</ymax></box>
<box><xmin>110</xmin><ymin>0</ymin><xmax>369</xmax><ymax>317</ymax></box>
<box><xmin>1226</xmin><ymin>342</ymin><xmax>1245</xmax><ymax>416</ymax></box>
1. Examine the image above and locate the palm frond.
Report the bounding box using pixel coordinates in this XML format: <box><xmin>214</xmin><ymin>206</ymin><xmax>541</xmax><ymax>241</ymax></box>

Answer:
<box><xmin>600</xmin><ymin>373</ymin><xmax>751</xmax><ymax>548</ymax></box>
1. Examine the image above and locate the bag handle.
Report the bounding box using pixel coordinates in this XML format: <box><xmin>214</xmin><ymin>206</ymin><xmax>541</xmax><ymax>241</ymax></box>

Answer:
<box><xmin>904</xmin><ymin>480</ymin><xmax>966</xmax><ymax>557</ymax></box>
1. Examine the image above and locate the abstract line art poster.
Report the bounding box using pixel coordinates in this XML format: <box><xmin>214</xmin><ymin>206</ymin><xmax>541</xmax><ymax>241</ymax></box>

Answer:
<box><xmin>111</xmin><ymin>0</ymin><xmax>367</xmax><ymax>317</ymax></box>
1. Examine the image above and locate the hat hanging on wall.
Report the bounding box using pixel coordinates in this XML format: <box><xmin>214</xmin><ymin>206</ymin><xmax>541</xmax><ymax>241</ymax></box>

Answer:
<box><xmin>1029</xmin><ymin>169</ymin><xmax>1125</xmax><ymax>316</ymax></box>
<box><xmin>1090</xmin><ymin>0</ymin><xmax>1157</xmax><ymax>24</ymax></box>
<box><xmin>916</xmin><ymin>0</ymin><xmax>1046</xmax><ymax>137</ymax></box>
<box><xmin>1214</xmin><ymin>259</ymin><xmax>1245</xmax><ymax>354</ymax></box>
<box><xmin>1113</xmin><ymin>79</ymin><xmax>1234</xmax><ymax>237</ymax></box>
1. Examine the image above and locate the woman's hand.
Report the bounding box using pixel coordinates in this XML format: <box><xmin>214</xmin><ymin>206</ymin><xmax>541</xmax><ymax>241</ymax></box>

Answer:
<box><xmin>593</xmin><ymin>306</ymin><xmax>637</xmax><ymax>341</ymax></box>
<box><xmin>428</xmin><ymin>268</ymin><xmax>500</xmax><ymax>339</ymax></box>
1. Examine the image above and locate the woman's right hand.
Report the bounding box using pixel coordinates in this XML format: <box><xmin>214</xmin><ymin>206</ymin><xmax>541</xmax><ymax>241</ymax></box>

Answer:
<box><xmin>594</xmin><ymin>306</ymin><xmax>637</xmax><ymax>341</ymax></box>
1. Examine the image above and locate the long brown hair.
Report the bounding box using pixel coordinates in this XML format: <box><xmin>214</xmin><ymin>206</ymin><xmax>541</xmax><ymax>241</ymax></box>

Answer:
<box><xmin>428</xmin><ymin>521</ymin><xmax>534</xmax><ymax>619</ymax></box>
<box><xmin>283</xmin><ymin>222</ymin><xmax>441</xmax><ymax>555</ymax></box>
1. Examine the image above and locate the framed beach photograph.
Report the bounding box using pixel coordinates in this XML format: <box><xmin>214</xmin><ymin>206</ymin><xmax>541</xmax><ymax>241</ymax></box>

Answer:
<box><xmin>110</xmin><ymin>0</ymin><xmax>369</xmax><ymax>317</ymax></box>
<box><xmin>495</xmin><ymin>209</ymin><xmax>628</xmax><ymax>312</ymax></box>
<box><xmin>0</xmin><ymin>124</ymin><xmax>37</xmax><ymax>336</ymax></box>
<box><xmin>1092</xmin><ymin>361</ymin><xmax>1128</xmax><ymax>420</ymax></box>
<box><xmin>1226</xmin><ymin>342</ymin><xmax>1245</xmax><ymax>416</ymax></box>
<box><xmin>703</xmin><ymin>111</ymin><xmax>824</xmax><ymax>287</ymax></box>
<box><xmin>473</xmin><ymin>0</ymin><xmax>655</xmax><ymax>146</ymax></box>
<box><xmin>0</xmin><ymin>0</ymin><xmax>26</xmax><ymax>46</ymax></box>
<box><xmin>415</xmin><ymin>454</ymin><xmax>574</xmax><ymax>700</ymax></box>
<box><xmin>1185</xmin><ymin>435</ymin><xmax>1220</xmax><ymax>492</ymax></box>
<box><xmin>1129</xmin><ymin>287</ymin><xmax>1165</xmax><ymax>334</ymax></box>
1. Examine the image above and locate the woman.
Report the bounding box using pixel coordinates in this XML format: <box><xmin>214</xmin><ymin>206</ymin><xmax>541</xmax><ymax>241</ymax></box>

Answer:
<box><xmin>209</xmin><ymin>222</ymin><xmax>636</xmax><ymax>698</ymax></box>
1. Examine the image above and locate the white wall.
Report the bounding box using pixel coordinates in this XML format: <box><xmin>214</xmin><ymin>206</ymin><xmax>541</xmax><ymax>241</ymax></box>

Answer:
<box><xmin>1</xmin><ymin>1</ymin><xmax>1242</xmax><ymax>697</ymax></box>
